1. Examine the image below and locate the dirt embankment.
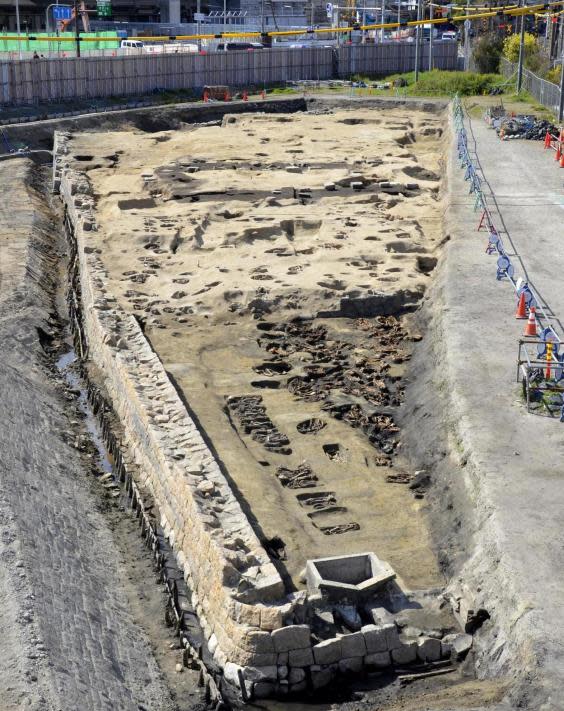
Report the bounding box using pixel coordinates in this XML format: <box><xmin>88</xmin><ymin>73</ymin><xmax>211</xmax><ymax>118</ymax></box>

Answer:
<box><xmin>0</xmin><ymin>158</ymin><xmax>204</xmax><ymax>711</ymax></box>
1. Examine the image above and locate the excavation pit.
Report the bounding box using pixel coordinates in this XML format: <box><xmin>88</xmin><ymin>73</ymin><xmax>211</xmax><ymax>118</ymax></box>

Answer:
<box><xmin>55</xmin><ymin>103</ymin><xmax>461</xmax><ymax>697</ymax></box>
<box><xmin>62</xmin><ymin>105</ymin><xmax>446</xmax><ymax>591</ymax></box>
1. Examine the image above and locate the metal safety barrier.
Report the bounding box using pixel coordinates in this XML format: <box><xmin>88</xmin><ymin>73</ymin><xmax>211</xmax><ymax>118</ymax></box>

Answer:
<box><xmin>452</xmin><ymin>94</ymin><xmax>564</xmax><ymax>421</ymax></box>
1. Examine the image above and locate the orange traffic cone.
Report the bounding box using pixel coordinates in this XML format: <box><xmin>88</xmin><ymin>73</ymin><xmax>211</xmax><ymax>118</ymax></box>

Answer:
<box><xmin>560</xmin><ymin>152</ymin><xmax>564</xmax><ymax>168</ymax></box>
<box><xmin>242</xmin><ymin>90</ymin><xmax>248</xmax><ymax>102</ymax></box>
<box><xmin>203</xmin><ymin>90</ymin><xmax>209</xmax><ymax>103</ymax></box>
<box><xmin>556</xmin><ymin>143</ymin><xmax>562</xmax><ymax>161</ymax></box>
<box><xmin>523</xmin><ymin>307</ymin><xmax>537</xmax><ymax>337</ymax></box>
<box><xmin>515</xmin><ymin>292</ymin><xmax>527</xmax><ymax>319</ymax></box>
<box><xmin>544</xmin><ymin>131</ymin><xmax>552</xmax><ymax>149</ymax></box>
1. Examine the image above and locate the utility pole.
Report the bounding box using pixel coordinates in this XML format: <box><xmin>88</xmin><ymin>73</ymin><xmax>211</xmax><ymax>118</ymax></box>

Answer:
<box><xmin>380</xmin><ymin>0</ymin><xmax>384</xmax><ymax>42</ymax></box>
<box><xmin>428</xmin><ymin>1</ymin><xmax>433</xmax><ymax>71</ymax></box>
<box><xmin>74</xmin><ymin>0</ymin><xmax>80</xmax><ymax>57</ymax></box>
<box><xmin>558</xmin><ymin>19</ymin><xmax>564</xmax><ymax>121</ymax></box>
<box><xmin>15</xmin><ymin>0</ymin><xmax>22</xmax><ymax>60</ymax></box>
<box><xmin>414</xmin><ymin>0</ymin><xmax>422</xmax><ymax>81</ymax></box>
<box><xmin>516</xmin><ymin>0</ymin><xmax>526</xmax><ymax>92</ymax></box>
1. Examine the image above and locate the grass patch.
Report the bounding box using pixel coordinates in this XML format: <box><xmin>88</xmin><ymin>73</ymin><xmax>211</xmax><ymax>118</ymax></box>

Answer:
<box><xmin>404</xmin><ymin>70</ymin><xmax>505</xmax><ymax>97</ymax></box>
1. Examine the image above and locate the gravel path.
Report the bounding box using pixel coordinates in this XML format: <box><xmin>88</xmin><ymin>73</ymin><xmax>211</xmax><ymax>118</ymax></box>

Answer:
<box><xmin>441</xmin><ymin>111</ymin><xmax>564</xmax><ymax>708</ymax></box>
<box><xmin>0</xmin><ymin>158</ymin><xmax>176</xmax><ymax>711</ymax></box>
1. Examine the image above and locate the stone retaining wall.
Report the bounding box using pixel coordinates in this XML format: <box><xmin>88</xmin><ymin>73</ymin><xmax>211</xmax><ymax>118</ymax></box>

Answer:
<box><xmin>53</xmin><ymin>131</ymin><xmax>459</xmax><ymax>699</ymax></box>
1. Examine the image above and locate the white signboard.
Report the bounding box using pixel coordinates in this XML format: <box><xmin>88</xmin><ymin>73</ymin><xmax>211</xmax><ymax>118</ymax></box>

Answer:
<box><xmin>326</xmin><ymin>3</ymin><xmax>333</xmax><ymax>18</ymax></box>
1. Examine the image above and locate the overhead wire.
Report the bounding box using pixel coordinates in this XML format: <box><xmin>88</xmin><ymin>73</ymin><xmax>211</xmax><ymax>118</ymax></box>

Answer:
<box><xmin>0</xmin><ymin>0</ymin><xmax>563</xmax><ymax>42</ymax></box>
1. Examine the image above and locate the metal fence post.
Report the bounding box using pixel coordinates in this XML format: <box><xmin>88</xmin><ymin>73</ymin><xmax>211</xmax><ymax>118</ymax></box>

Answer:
<box><xmin>559</xmin><ymin>45</ymin><xmax>564</xmax><ymax>121</ymax></box>
<box><xmin>516</xmin><ymin>0</ymin><xmax>526</xmax><ymax>93</ymax></box>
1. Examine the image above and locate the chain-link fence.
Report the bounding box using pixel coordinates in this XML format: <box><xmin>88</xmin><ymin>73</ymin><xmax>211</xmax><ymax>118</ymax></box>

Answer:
<box><xmin>500</xmin><ymin>57</ymin><xmax>561</xmax><ymax>117</ymax></box>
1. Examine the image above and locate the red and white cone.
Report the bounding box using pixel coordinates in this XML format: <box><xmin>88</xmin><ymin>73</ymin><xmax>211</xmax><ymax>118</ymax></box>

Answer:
<box><xmin>523</xmin><ymin>307</ymin><xmax>537</xmax><ymax>337</ymax></box>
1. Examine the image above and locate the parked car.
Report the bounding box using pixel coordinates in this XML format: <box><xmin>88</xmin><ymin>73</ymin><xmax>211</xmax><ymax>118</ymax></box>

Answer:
<box><xmin>120</xmin><ymin>39</ymin><xmax>145</xmax><ymax>50</ymax></box>
<box><xmin>216</xmin><ymin>42</ymin><xmax>264</xmax><ymax>51</ymax></box>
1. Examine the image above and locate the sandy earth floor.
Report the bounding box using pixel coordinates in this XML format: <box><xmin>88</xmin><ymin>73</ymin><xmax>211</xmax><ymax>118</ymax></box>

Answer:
<box><xmin>68</xmin><ymin>107</ymin><xmax>447</xmax><ymax>593</ymax></box>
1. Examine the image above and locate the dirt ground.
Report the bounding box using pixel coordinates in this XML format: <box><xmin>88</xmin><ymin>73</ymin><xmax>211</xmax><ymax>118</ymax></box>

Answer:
<box><xmin>67</xmin><ymin>107</ymin><xmax>448</xmax><ymax>593</ymax></box>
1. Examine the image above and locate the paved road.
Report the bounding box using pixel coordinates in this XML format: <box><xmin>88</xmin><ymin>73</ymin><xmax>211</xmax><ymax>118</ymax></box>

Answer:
<box><xmin>0</xmin><ymin>159</ymin><xmax>176</xmax><ymax>710</ymax></box>
<box><xmin>443</xmin><ymin>113</ymin><xmax>564</xmax><ymax>708</ymax></box>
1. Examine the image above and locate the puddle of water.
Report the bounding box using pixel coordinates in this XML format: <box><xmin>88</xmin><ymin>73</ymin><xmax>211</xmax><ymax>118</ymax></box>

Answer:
<box><xmin>56</xmin><ymin>348</ymin><xmax>113</xmax><ymax>473</ymax></box>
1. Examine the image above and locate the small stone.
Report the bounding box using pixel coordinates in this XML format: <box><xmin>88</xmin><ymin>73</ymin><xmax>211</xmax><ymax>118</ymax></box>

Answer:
<box><xmin>335</xmin><ymin>604</ymin><xmax>362</xmax><ymax>631</ymax></box>
<box><xmin>253</xmin><ymin>681</ymin><xmax>275</xmax><ymax>698</ymax></box>
<box><xmin>313</xmin><ymin>637</ymin><xmax>342</xmax><ymax>665</ymax></box>
<box><xmin>175</xmin><ymin>663</ymin><xmax>183</xmax><ymax>673</ymax></box>
<box><xmin>272</xmin><ymin>625</ymin><xmax>310</xmax><ymax>653</ymax></box>
<box><xmin>338</xmin><ymin>656</ymin><xmax>363</xmax><ymax>674</ymax></box>
<box><xmin>288</xmin><ymin>646</ymin><xmax>314</xmax><ymax>667</ymax></box>
<box><xmin>311</xmin><ymin>666</ymin><xmax>334</xmax><ymax>689</ymax></box>
<box><xmin>417</xmin><ymin>636</ymin><xmax>442</xmax><ymax>662</ymax></box>
<box><xmin>365</xmin><ymin>651</ymin><xmax>391</xmax><ymax>668</ymax></box>
<box><xmin>340</xmin><ymin>631</ymin><xmax>366</xmax><ymax>657</ymax></box>
<box><xmin>288</xmin><ymin>667</ymin><xmax>306</xmax><ymax>684</ymax></box>
<box><xmin>243</xmin><ymin>665</ymin><xmax>277</xmax><ymax>682</ymax></box>
<box><xmin>196</xmin><ymin>479</ymin><xmax>215</xmax><ymax>496</ymax></box>
<box><xmin>442</xmin><ymin>633</ymin><xmax>473</xmax><ymax>660</ymax></box>
<box><xmin>367</xmin><ymin>606</ymin><xmax>395</xmax><ymax>626</ymax></box>
<box><xmin>391</xmin><ymin>640</ymin><xmax>417</xmax><ymax>665</ymax></box>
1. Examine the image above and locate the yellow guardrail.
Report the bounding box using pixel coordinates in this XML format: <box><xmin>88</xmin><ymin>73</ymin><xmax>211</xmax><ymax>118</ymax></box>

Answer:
<box><xmin>0</xmin><ymin>0</ymin><xmax>562</xmax><ymax>43</ymax></box>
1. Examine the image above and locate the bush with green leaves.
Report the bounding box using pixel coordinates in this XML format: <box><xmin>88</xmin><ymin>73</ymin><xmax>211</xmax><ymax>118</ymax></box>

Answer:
<box><xmin>503</xmin><ymin>32</ymin><xmax>543</xmax><ymax>72</ymax></box>
<box><xmin>473</xmin><ymin>33</ymin><xmax>504</xmax><ymax>74</ymax></box>
<box><xmin>545</xmin><ymin>64</ymin><xmax>562</xmax><ymax>86</ymax></box>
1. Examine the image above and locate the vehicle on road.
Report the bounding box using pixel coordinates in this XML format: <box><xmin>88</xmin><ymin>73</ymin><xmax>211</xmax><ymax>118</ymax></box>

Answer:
<box><xmin>120</xmin><ymin>39</ymin><xmax>144</xmax><ymax>50</ymax></box>
<box><xmin>216</xmin><ymin>42</ymin><xmax>264</xmax><ymax>51</ymax></box>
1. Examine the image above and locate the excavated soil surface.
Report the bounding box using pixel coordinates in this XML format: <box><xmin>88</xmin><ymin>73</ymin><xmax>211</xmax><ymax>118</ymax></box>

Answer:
<box><xmin>67</xmin><ymin>107</ymin><xmax>447</xmax><ymax>593</ymax></box>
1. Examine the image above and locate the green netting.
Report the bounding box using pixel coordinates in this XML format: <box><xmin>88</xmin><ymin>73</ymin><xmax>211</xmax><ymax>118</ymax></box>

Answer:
<box><xmin>0</xmin><ymin>31</ymin><xmax>120</xmax><ymax>52</ymax></box>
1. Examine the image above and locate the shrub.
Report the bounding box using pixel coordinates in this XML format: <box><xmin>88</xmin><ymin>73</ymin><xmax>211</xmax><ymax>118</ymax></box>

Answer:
<box><xmin>503</xmin><ymin>32</ymin><xmax>540</xmax><ymax>69</ymax></box>
<box><xmin>546</xmin><ymin>64</ymin><xmax>562</xmax><ymax>85</ymax></box>
<box><xmin>473</xmin><ymin>33</ymin><xmax>504</xmax><ymax>74</ymax></box>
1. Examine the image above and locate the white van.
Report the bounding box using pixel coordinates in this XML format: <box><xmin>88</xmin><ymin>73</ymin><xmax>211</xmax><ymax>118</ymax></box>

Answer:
<box><xmin>120</xmin><ymin>39</ymin><xmax>145</xmax><ymax>53</ymax></box>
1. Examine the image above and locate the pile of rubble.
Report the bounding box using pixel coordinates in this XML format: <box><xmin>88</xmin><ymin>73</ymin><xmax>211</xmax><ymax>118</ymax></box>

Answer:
<box><xmin>492</xmin><ymin>113</ymin><xmax>559</xmax><ymax>141</ymax></box>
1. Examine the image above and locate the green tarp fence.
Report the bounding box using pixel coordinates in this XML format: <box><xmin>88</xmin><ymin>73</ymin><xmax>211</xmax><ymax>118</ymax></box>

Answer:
<box><xmin>0</xmin><ymin>31</ymin><xmax>120</xmax><ymax>53</ymax></box>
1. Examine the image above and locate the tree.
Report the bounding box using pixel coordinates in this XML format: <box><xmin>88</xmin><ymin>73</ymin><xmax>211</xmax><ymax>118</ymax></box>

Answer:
<box><xmin>473</xmin><ymin>33</ymin><xmax>504</xmax><ymax>74</ymax></box>
<box><xmin>503</xmin><ymin>32</ymin><xmax>540</xmax><ymax>70</ymax></box>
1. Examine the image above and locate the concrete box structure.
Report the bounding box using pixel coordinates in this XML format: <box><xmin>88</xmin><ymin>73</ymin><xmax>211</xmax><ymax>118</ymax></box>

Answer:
<box><xmin>306</xmin><ymin>553</ymin><xmax>396</xmax><ymax>601</ymax></box>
